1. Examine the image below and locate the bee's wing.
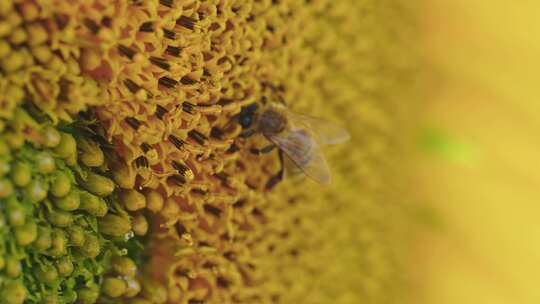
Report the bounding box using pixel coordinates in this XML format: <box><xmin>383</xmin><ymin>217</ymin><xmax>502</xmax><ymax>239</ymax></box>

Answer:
<box><xmin>268</xmin><ymin>129</ymin><xmax>331</xmax><ymax>184</ymax></box>
<box><xmin>285</xmin><ymin>110</ymin><xmax>350</xmax><ymax>145</ymax></box>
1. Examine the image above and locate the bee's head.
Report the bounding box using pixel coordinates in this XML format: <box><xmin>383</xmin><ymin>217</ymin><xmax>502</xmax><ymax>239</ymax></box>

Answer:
<box><xmin>239</xmin><ymin>103</ymin><xmax>258</xmax><ymax>129</ymax></box>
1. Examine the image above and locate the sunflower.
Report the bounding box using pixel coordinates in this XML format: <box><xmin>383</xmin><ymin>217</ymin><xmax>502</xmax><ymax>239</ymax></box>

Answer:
<box><xmin>0</xmin><ymin>0</ymin><xmax>416</xmax><ymax>303</ymax></box>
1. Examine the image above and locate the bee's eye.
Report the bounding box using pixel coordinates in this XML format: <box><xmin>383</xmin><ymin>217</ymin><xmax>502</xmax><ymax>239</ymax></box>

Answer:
<box><xmin>239</xmin><ymin>114</ymin><xmax>253</xmax><ymax>129</ymax></box>
<box><xmin>238</xmin><ymin>103</ymin><xmax>258</xmax><ymax>129</ymax></box>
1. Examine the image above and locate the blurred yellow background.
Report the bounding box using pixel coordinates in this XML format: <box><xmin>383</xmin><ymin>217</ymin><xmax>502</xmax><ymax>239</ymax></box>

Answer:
<box><xmin>410</xmin><ymin>1</ymin><xmax>540</xmax><ymax>303</ymax></box>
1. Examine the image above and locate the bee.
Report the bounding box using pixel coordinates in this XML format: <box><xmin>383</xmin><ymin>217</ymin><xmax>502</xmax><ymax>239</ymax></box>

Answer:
<box><xmin>236</xmin><ymin>102</ymin><xmax>350</xmax><ymax>185</ymax></box>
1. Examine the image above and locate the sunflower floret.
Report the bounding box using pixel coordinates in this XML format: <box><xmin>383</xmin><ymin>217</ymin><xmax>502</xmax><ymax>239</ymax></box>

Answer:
<box><xmin>0</xmin><ymin>111</ymin><xmax>149</xmax><ymax>304</ymax></box>
<box><xmin>0</xmin><ymin>0</ymin><xmax>414</xmax><ymax>303</ymax></box>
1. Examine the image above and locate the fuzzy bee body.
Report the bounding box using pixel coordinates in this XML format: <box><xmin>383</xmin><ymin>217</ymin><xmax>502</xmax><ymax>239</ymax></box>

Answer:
<box><xmin>238</xmin><ymin>102</ymin><xmax>349</xmax><ymax>185</ymax></box>
<box><xmin>258</xmin><ymin>108</ymin><xmax>288</xmax><ymax>136</ymax></box>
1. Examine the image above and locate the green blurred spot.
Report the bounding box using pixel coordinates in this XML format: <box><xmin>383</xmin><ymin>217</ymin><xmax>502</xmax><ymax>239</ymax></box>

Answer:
<box><xmin>418</xmin><ymin>127</ymin><xmax>480</xmax><ymax>166</ymax></box>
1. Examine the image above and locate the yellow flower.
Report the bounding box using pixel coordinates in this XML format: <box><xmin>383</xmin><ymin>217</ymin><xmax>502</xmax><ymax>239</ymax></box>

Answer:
<box><xmin>0</xmin><ymin>0</ymin><xmax>417</xmax><ymax>303</ymax></box>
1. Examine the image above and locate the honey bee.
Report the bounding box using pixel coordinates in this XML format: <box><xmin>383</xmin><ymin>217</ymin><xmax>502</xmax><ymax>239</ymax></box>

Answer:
<box><xmin>237</xmin><ymin>102</ymin><xmax>350</xmax><ymax>185</ymax></box>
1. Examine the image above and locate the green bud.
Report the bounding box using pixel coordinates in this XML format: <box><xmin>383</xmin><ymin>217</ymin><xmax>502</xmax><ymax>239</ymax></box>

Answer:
<box><xmin>0</xmin><ymin>178</ymin><xmax>13</xmax><ymax>198</ymax></box>
<box><xmin>78</xmin><ymin>138</ymin><xmax>104</xmax><ymax>167</ymax></box>
<box><xmin>67</xmin><ymin>225</ymin><xmax>85</xmax><ymax>247</ymax></box>
<box><xmin>11</xmin><ymin>109</ymin><xmax>36</xmax><ymax>131</ymax></box>
<box><xmin>5</xmin><ymin>257</ymin><xmax>21</xmax><ymax>278</ymax></box>
<box><xmin>75</xmin><ymin>217</ymin><xmax>89</xmax><ymax>228</ymax></box>
<box><xmin>24</xmin><ymin>179</ymin><xmax>48</xmax><ymax>203</ymax></box>
<box><xmin>77</xmin><ymin>286</ymin><xmax>99</xmax><ymax>304</ymax></box>
<box><xmin>98</xmin><ymin>214</ymin><xmax>131</xmax><ymax>237</ymax></box>
<box><xmin>80</xmin><ymin>172</ymin><xmax>115</xmax><ymax>197</ymax></box>
<box><xmin>35</xmin><ymin>152</ymin><xmax>56</xmax><ymax>174</ymax></box>
<box><xmin>0</xmin><ymin>158</ymin><xmax>10</xmax><ymax>177</ymax></box>
<box><xmin>132</xmin><ymin>214</ymin><xmax>148</xmax><ymax>236</ymax></box>
<box><xmin>42</xmin><ymin>126</ymin><xmax>61</xmax><ymax>148</ymax></box>
<box><xmin>34</xmin><ymin>226</ymin><xmax>52</xmax><ymax>252</ymax></box>
<box><xmin>53</xmin><ymin>132</ymin><xmax>77</xmax><ymax>159</ymax></box>
<box><xmin>34</xmin><ymin>264</ymin><xmax>58</xmax><ymax>284</ymax></box>
<box><xmin>112</xmin><ymin>256</ymin><xmax>137</xmax><ymax>277</ymax></box>
<box><xmin>95</xmin><ymin>199</ymin><xmax>108</xmax><ymax>217</ymax></box>
<box><xmin>43</xmin><ymin>294</ymin><xmax>59</xmax><ymax>304</ymax></box>
<box><xmin>0</xmin><ymin>139</ymin><xmax>9</xmax><ymax>156</ymax></box>
<box><xmin>102</xmin><ymin>277</ymin><xmax>126</xmax><ymax>298</ymax></box>
<box><xmin>7</xmin><ymin>198</ymin><xmax>25</xmax><ymax>227</ymax></box>
<box><xmin>50</xmin><ymin>171</ymin><xmax>71</xmax><ymax>197</ymax></box>
<box><xmin>80</xmin><ymin>234</ymin><xmax>100</xmax><ymax>258</ymax></box>
<box><xmin>112</xmin><ymin>162</ymin><xmax>135</xmax><ymax>189</ymax></box>
<box><xmin>144</xmin><ymin>189</ymin><xmax>164</xmax><ymax>213</ymax></box>
<box><xmin>10</xmin><ymin>162</ymin><xmax>31</xmax><ymax>187</ymax></box>
<box><xmin>56</xmin><ymin>256</ymin><xmax>73</xmax><ymax>277</ymax></box>
<box><xmin>1</xmin><ymin>281</ymin><xmax>27</xmax><ymax>304</ymax></box>
<box><xmin>15</xmin><ymin>221</ymin><xmax>37</xmax><ymax>246</ymax></box>
<box><xmin>65</xmin><ymin>153</ymin><xmax>77</xmax><ymax>166</ymax></box>
<box><xmin>76</xmin><ymin>286</ymin><xmax>99</xmax><ymax>304</ymax></box>
<box><xmin>5</xmin><ymin>132</ymin><xmax>25</xmax><ymax>150</ymax></box>
<box><xmin>120</xmin><ymin>189</ymin><xmax>146</xmax><ymax>211</ymax></box>
<box><xmin>49</xmin><ymin>229</ymin><xmax>67</xmax><ymax>257</ymax></box>
<box><xmin>124</xmin><ymin>277</ymin><xmax>141</xmax><ymax>298</ymax></box>
<box><xmin>79</xmin><ymin>191</ymin><xmax>108</xmax><ymax>217</ymax></box>
<box><xmin>47</xmin><ymin>209</ymin><xmax>73</xmax><ymax>227</ymax></box>
<box><xmin>141</xmin><ymin>278</ymin><xmax>167</xmax><ymax>303</ymax></box>
<box><xmin>53</xmin><ymin>190</ymin><xmax>80</xmax><ymax>211</ymax></box>
<box><xmin>62</xmin><ymin>289</ymin><xmax>77</xmax><ymax>303</ymax></box>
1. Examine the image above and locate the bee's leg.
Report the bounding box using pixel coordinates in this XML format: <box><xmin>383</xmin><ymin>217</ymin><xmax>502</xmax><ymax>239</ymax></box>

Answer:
<box><xmin>250</xmin><ymin>144</ymin><xmax>276</xmax><ymax>155</ymax></box>
<box><xmin>239</xmin><ymin>129</ymin><xmax>257</xmax><ymax>138</ymax></box>
<box><xmin>266</xmin><ymin>149</ymin><xmax>284</xmax><ymax>190</ymax></box>
<box><xmin>277</xmin><ymin>149</ymin><xmax>284</xmax><ymax>178</ymax></box>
